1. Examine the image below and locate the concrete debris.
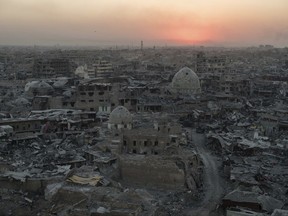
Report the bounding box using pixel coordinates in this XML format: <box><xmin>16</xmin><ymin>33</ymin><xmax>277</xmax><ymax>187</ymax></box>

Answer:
<box><xmin>96</xmin><ymin>206</ymin><xmax>110</xmax><ymax>214</ymax></box>
<box><xmin>67</xmin><ymin>175</ymin><xmax>103</xmax><ymax>186</ymax></box>
<box><xmin>223</xmin><ymin>190</ymin><xmax>284</xmax><ymax>213</ymax></box>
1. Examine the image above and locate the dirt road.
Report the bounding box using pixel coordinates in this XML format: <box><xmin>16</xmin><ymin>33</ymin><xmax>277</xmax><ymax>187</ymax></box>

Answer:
<box><xmin>185</xmin><ymin>129</ymin><xmax>223</xmax><ymax>216</ymax></box>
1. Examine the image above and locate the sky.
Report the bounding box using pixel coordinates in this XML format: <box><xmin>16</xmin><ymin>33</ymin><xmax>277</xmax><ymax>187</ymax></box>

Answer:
<box><xmin>0</xmin><ymin>0</ymin><xmax>288</xmax><ymax>47</ymax></box>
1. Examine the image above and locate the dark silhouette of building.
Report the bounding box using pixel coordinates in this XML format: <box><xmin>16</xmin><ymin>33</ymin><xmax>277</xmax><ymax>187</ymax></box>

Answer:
<box><xmin>33</xmin><ymin>58</ymin><xmax>71</xmax><ymax>78</ymax></box>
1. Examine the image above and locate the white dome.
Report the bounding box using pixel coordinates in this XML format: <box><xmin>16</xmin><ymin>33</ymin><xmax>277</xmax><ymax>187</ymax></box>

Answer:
<box><xmin>171</xmin><ymin>67</ymin><xmax>201</xmax><ymax>94</ymax></box>
<box><xmin>109</xmin><ymin>106</ymin><xmax>132</xmax><ymax>124</ymax></box>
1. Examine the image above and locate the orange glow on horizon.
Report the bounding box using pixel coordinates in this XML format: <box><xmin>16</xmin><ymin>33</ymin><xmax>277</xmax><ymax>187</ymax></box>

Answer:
<box><xmin>0</xmin><ymin>0</ymin><xmax>287</xmax><ymax>46</ymax></box>
<box><xmin>168</xmin><ymin>33</ymin><xmax>216</xmax><ymax>45</ymax></box>
<box><xmin>160</xmin><ymin>26</ymin><xmax>219</xmax><ymax>45</ymax></box>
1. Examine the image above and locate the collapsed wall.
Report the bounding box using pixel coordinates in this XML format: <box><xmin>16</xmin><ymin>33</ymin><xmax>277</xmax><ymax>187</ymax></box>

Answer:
<box><xmin>119</xmin><ymin>155</ymin><xmax>185</xmax><ymax>190</ymax></box>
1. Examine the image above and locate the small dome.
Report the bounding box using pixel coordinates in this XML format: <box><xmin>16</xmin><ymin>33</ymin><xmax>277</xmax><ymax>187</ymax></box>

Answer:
<box><xmin>109</xmin><ymin>106</ymin><xmax>132</xmax><ymax>124</ymax></box>
<box><xmin>53</xmin><ymin>78</ymin><xmax>68</xmax><ymax>88</ymax></box>
<box><xmin>25</xmin><ymin>81</ymin><xmax>54</xmax><ymax>96</ymax></box>
<box><xmin>171</xmin><ymin>67</ymin><xmax>201</xmax><ymax>94</ymax></box>
<box><xmin>12</xmin><ymin>97</ymin><xmax>30</xmax><ymax>106</ymax></box>
<box><xmin>63</xmin><ymin>89</ymin><xmax>74</xmax><ymax>98</ymax></box>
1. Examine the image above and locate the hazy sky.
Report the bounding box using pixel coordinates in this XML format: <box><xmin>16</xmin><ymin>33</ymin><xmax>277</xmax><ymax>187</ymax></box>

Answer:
<box><xmin>0</xmin><ymin>0</ymin><xmax>288</xmax><ymax>47</ymax></box>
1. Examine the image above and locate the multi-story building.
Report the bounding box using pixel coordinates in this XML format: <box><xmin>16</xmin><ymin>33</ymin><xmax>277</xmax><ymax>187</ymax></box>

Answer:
<box><xmin>121</xmin><ymin>120</ymin><xmax>182</xmax><ymax>155</ymax></box>
<box><xmin>75</xmin><ymin>77</ymin><xmax>129</xmax><ymax>112</ymax></box>
<box><xmin>94</xmin><ymin>60</ymin><xmax>113</xmax><ymax>78</ymax></box>
<box><xmin>219</xmin><ymin>74</ymin><xmax>251</xmax><ymax>96</ymax></box>
<box><xmin>33</xmin><ymin>58</ymin><xmax>72</xmax><ymax>78</ymax></box>
<box><xmin>196</xmin><ymin>52</ymin><xmax>228</xmax><ymax>74</ymax></box>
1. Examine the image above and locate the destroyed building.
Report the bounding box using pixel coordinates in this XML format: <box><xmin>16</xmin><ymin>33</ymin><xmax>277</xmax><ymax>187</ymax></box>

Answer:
<box><xmin>117</xmin><ymin>115</ymin><xmax>201</xmax><ymax>191</ymax></box>
<box><xmin>75</xmin><ymin>77</ymin><xmax>129</xmax><ymax>112</ymax></box>
<box><xmin>196</xmin><ymin>51</ymin><xmax>228</xmax><ymax>74</ymax></box>
<box><xmin>33</xmin><ymin>58</ymin><xmax>72</xmax><ymax>78</ymax></box>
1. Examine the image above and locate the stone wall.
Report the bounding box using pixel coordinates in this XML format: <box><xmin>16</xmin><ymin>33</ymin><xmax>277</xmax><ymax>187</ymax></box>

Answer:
<box><xmin>119</xmin><ymin>155</ymin><xmax>185</xmax><ymax>190</ymax></box>
<box><xmin>0</xmin><ymin>176</ymin><xmax>64</xmax><ymax>193</ymax></box>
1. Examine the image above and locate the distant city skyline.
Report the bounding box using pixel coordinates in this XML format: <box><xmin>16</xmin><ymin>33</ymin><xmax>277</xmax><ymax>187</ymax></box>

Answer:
<box><xmin>0</xmin><ymin>0</ymin><xmax>288</xmax><ymax>47</ymax></box>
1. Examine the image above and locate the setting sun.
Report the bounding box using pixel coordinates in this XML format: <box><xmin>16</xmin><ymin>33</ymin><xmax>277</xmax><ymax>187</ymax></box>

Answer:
<box><xmin>0</xmin><ymin>0</ymin><xmax>287</xmax><ymax>46</ymax></box>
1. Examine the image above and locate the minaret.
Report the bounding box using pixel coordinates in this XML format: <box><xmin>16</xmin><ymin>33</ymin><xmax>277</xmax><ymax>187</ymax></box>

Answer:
<box><xmin>141</xmin><ymin>40</ymin><xmax>143</xmax><ymax>50</ymax></box>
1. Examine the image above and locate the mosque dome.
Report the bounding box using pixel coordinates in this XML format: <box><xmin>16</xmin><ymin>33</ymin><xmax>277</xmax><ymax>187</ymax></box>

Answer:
<box><xmin>12</xmin><ymin>97</ymin><xmax>30</xmax><ymax>106</ymax></box>
<box><xmin>53</xmin><ymin>78</ymin><xmax>69</xmax><ymax>88</ymax></box>
<box><xmin>25</xmin><ymin>81</ymin><xmax>54</xmax><ymax>96</ymax></box>
<box><xmin>109</xmin><ymin>106</ymin><xmax>132</xmax><ymax>125</ymax></box>
<box><xmin>171</xmin><ymin>67</ymin><xmax>201</xmax><ymax>94</ymax></box>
